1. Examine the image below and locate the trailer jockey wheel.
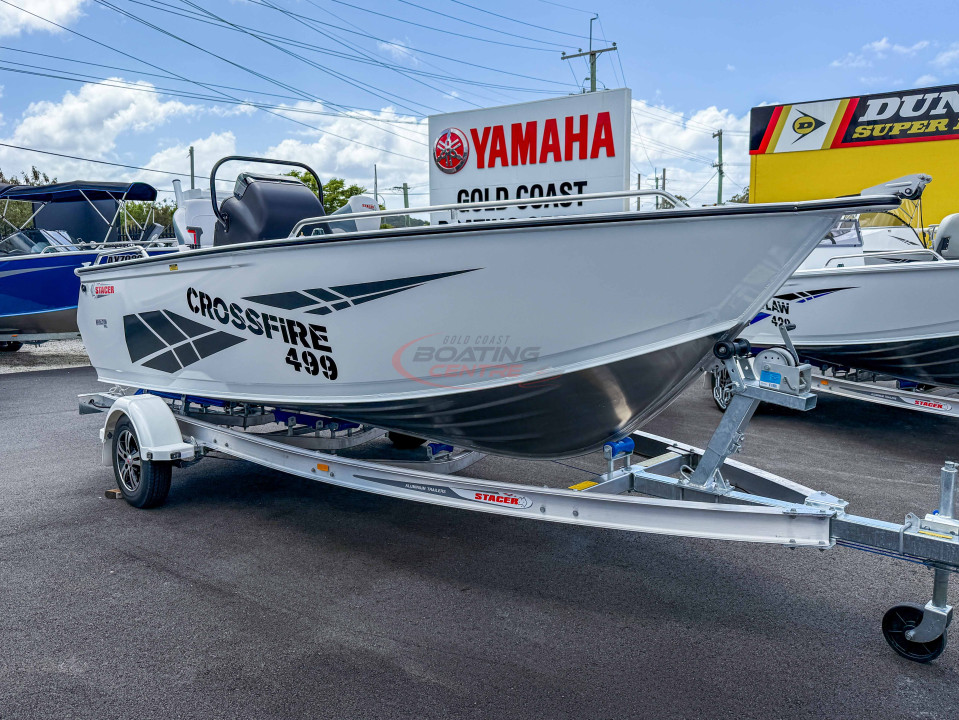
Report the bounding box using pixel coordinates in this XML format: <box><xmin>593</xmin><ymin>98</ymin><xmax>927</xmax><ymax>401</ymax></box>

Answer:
<box><xmin>112</xmin><ymin>416</ymin><xmax>172</xmax><ymax>509</ymax></box>
<box><xmin>710</xmin><ymin>367</ymin><xmax>734</xmax><ymax>413</ymax></box>
<box><xmin>882</xmin><ymin>603</ymin><xmax>948</xmax><ymax>663</ymax></box>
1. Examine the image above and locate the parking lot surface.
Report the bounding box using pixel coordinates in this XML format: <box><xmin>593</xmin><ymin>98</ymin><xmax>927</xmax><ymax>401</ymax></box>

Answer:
<box><xmin>3</xmin><ymin>363</ymin><xmax>959</xmax><ymax>719</ymax></box>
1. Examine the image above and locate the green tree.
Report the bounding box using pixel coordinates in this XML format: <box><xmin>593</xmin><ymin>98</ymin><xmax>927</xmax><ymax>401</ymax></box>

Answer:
<box><xmin>123</xmin><ymin>200</ymin><xmax>177</xmax><ymax>233</ymax></box>
<box><xmin>0</xmin><ymin>166</ymin><xmax>57</xmax><ymax>232</ymax></box>
<box><xmin>285</xmin><ymin>171</ymin><xmax>370</xmax><ymax>214</ymax></box>
<box><xmin>729</xmin><ymin>185</ymin><xmax>749</xmax><ymax>204</ymax></box>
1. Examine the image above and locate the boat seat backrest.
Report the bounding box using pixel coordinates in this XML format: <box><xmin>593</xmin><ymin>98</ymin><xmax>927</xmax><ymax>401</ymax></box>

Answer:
<box><xmin>139</xmin><ymin>223</ymin><xmax>164</xmax><ymax>244</ymax></box>
<box><xmin>935</xmin><ymin>213</ymin><xmax>959</xmax><ymax>260</ymax></box>
<box><xmin>213</xmin><ymin>176</ymin><xmax>327</xmax><ymax>247</ymax></box>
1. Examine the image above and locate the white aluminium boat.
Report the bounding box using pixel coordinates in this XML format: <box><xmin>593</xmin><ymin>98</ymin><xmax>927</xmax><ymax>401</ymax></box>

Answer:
<box><xmin>745</xmin><ymin>175</ymin><xmax>959</xmax><ymax>390</ymax></box>
<box><xmin>75</xmin><ymin>157</ymin><xmax>897</xmax><ymax>458</ymax></box>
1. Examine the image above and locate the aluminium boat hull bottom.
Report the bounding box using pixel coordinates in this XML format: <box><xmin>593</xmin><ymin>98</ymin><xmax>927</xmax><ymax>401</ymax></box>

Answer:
<box><xmin>76</xmin><ymin>199</ymin><xmax>895</xmax><ymax>458</ymax></box>
<box><xmin>745</xmin><ymin>260</ymin><xmax>959</xmax><ymax>388</ymax></box>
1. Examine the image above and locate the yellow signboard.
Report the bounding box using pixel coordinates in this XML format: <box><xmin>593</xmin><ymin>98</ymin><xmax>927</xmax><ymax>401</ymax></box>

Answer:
<box><xmin>749</xmin><ymin>84</ymin><xmax>959</xmax><ymax>224</ymax></box>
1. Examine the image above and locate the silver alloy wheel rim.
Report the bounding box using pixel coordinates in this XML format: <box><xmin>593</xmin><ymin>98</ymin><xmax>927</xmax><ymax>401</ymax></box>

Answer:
<box><xmin>713</xmin><ymin>367</ymin><xmax>733</xmax><ymax>410</ymax></box>
<box><xmin>116</xmin><ymin>428</ymin><xmax>142</xmax><ymax>493</ymax></box>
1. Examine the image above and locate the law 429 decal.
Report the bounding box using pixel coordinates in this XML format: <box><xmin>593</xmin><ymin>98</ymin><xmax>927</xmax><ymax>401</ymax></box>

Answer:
<box><xmin>186</xmin><ymin>287</ymin><xmax>338</xmax><ymax>380</ymax></box>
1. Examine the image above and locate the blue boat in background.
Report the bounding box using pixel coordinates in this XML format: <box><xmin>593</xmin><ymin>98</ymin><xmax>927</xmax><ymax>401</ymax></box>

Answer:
<box><xmin>0</xmin><ymin>180</ymin><xmax>178</xmax><ymax>352</ymax></box>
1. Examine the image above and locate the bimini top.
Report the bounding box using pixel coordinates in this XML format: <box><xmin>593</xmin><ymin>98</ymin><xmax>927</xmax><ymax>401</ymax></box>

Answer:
<box><xmin>0</xmin><ymin>180</ymin><xmax>157</xmax><ymax>203</ymax></box>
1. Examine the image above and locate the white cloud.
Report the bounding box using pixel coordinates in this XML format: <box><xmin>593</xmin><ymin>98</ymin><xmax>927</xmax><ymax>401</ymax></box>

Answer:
<box><xmin>630</xmin><ymin>100</ymin><xmax>750</xmax><ymax>204</ymax></box>
<box><xmin>0</xmin><ymin>0</ymin><xmax>87</xmax><ymax>37</ymax></box>
<box><xmin>263</xmin><ymin>108</ymin><xmax>429</xmax><ymax>203</ymax></box>
<box><xmin>893</xmin><ymin>40</ymin><xmax>929</xmax><ymax>54</ymax></box>
<box><xmin>136</xmin><ymin>132</ymin><xmax>238</xmax><ymax>189</ymax></box>
<box><xmin>933</xmin><ymin>43</ymin><xmax>959</xmax><ymax>68</ymax></box>
<box><xmin>0</xmin><ymin>79</ymin><xmax>199</xmax><ymax>181</ymax></box>
<box><xmin>376</xmin><ymin>38</ymin><xmax>419</xmax><ymax>66</ymax></box>
<box><xmin>863</xmin><ymin>37</ymin><xmax>891</xmax><ymax>56</ymax></box>
<box><xmin>726</xmin><ymin>64</ymin><xmax>735</xmax><ymax>72</ymax></box>
<box><xmin>915</xmin><ymin>74</ymin><xmax>938</xmax><ymax>86</ymax></box>
<box><xmin>832</xmin><ymin>37</ymin><xmax>930</xmax><ymax>69</ymax></box>
<box><xmin>831</xmin><ymin>53</ymin><xmax>870</xmax><ymax>68</ymax></box>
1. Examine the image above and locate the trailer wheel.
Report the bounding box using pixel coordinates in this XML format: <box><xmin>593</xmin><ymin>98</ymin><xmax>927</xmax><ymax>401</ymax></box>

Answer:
<box><xmin>0</xmin><ymin>341</ymin><xmax>23</xmax><ymax>352</ymax></box>
<box><xmin>112</xmin><ymin>417</ymin><xmax>172</xmax><ymax>508</ymax></box>
<box><xmin>710</xmin><ymin>367</ymin><xmax>733</xmax><ymax>413</ymax></box>
<box><xmin>882</xmin><ymin>603</ymin><xmax>948</xmax><ymax>663</ymax></box>
<box><xmin>388</xmin><ymin>431</ymin><xmax>427</xmax><ymax>450</ymax></box>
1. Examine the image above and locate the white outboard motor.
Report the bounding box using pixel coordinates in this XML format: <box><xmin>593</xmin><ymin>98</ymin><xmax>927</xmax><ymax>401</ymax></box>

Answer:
<box><xmin>172</xmin><ymin>179</ymin><xmax>219</xmax><ymax>248</ymax></box>
<box><xmin>328</xmin><ymin>195</ymin><xmax>380</xmax><ymax>233</ymax></box>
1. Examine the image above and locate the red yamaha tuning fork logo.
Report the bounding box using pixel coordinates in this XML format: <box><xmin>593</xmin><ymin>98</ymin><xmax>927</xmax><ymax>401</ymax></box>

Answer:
<box><xmin>433</xmin><ymin>127</ymin><xmax>469</xmax><ymax>174</ymax></box>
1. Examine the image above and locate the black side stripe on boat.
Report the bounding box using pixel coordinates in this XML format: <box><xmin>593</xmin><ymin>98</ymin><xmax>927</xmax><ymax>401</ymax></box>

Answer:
<box><xmin>244</xmin><ymin>269</ymin><xmax>479</xmax><ymax>316</ymax></box>
<box><xmin>124</xmin><ymin>309</ymin><xmax>245</xmax><ymax>372</ymax></box>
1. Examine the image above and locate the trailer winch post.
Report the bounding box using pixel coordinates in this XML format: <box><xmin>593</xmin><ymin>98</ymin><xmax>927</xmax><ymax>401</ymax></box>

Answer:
<box><xmin>905</xmin><ymin>462</ymin><xmax>957</xmax><ymax>643</ymax></box>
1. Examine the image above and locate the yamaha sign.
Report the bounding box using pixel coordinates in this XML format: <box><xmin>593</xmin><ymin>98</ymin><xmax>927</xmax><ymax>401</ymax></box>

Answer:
<box><xmin>428</xmin><ymin>89</ymin><xmax>631</xmax><ymax>221</ymax></box>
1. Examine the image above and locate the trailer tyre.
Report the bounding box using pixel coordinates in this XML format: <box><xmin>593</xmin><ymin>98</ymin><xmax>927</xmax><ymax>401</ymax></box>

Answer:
<box><xmin>882</xmin><ymin>603</ymin><xmax>948</xmax><ymax>663</ymax></box>
<box><xmin>112</xmin><ymin>417</ymin><xmax>172</xmax><ymax>508</ymax></box>
<box><xmin>0</xmin><ymin>341</ymin><xmax>23</xmax><ymax>352</ymax></box>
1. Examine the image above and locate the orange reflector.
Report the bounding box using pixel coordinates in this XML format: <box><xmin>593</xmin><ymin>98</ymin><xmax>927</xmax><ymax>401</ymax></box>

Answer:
<box><xmin>820</xmin><ymin>380</ymin><xmax>829</xmax><ymax>386</ymax></box>
<box><xmin>316</xmin><ymin>463</ymin><xmax>329</xmax><ymax>472</ymax></box>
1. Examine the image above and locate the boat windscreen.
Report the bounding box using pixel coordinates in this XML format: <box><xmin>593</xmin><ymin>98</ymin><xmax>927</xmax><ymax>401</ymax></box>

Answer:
<box><xmin>0</xmin><ymin>229</ymin><xmax>77</xmax><ymax>256</ymax></box>
<box><xmin>819</xmin><ymin>217</ymin><xmax>862</xmax><ymax>247</ymax></box>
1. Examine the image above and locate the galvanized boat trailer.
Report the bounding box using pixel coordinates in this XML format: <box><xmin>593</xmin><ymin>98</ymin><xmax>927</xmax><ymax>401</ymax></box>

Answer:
<box><xmin>80</xmin><ymin>337</ymin><xmax>959</xmax><ymax>663</ymax></box>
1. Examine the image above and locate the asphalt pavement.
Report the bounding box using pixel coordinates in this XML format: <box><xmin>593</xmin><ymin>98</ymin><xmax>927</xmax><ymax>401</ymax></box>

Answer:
<box><xmin>2</xmin><ymin>364</ymin><xmax>959</xmax><ymax>719</ymax></box>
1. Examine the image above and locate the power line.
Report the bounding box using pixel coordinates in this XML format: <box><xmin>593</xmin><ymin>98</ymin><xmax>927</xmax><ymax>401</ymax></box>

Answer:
<box><xmin>319</xmin><ymin>0</ymin><xmax>561</xmax><ymax>53</ymax></box>
<box><xmin>85</xmin><ymin>0</ymin><xmax>429</xmax><ymax>159</ymax></box>
<box><xmin>391</xmin><ymin>0</ymin><xmax>568</xmax><ymax>49</ymax></box>
<box><xmin>129</xmin><ymin>1</ymin><xmax>562</xmax><ymax>97</ymax></box>
<box><xmin>2</xmin><ymin>0</ymin><xmax>429</xmax><ymax>162</ymax></box>
<box><xmin>240</xmin><ymin>0</ymin><xmax>574</xmax><ymax>87</ymax></box>
<box><xmin>444</xmin><ymin>0</ymin><xmax>590</xmax><ymax>40</ymax></box>
<box><xmin>0</xmin><ymin>62</ymin><xmax>430</xmax><ymax>128</ymax></box>
<box><xmin>534</xmin><ymin>0</ymin><xmax>597</xmax><ymax>14</ymax></box>
<box><xmin>687</xmin><ymin>171</ymin><xmax>718</xmax><ymax>201</ymax></box>
<box><xmin>255</xmin><ymin>0</ymin><xmax>484</xmax><ymax>110</ymax></box>
<box><xmin>161</xmin><ymin>0</ymin><xmax>438</xmax><ymax>119</ymax></box>
<box><xmin>0</xmin><ymin>141</ymin><xmax>232</xmax><ymax>184</ymax></box>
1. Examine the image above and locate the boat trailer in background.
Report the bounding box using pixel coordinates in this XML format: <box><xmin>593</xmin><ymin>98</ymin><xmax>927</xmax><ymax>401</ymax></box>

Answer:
<box><xmin>80</xmin><ymin>335</ymin><xmax>959</xmax><ymax>663</ymax></box>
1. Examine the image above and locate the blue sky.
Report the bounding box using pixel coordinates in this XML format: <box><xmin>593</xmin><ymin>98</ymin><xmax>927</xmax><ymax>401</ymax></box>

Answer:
<box><xmin>0</xmin><ymin>0</ymin><xmax>956</xmax><ymax>205</ymax></box>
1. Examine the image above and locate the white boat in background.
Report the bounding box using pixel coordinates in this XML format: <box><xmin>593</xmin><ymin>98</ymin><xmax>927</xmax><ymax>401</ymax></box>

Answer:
<box><xmin>75</xmin><ymin>156</ymin><xmax>897</xmax><ymax>458</ymax></box>
<box><xmin>731</xmin><ymin>175</ymin><xmax>959</xmax><ymax>413</ymax></box>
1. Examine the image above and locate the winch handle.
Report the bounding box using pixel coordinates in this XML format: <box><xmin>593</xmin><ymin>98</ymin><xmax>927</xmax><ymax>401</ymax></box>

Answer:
<box><xmin>209</xmin><ymin>155</ymin><xmax>324</xmax><ymax>226</ymax></box>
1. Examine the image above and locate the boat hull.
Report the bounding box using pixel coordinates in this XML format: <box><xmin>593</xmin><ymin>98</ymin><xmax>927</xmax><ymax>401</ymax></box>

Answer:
<box><xmin>744</xmin><ymin>261</ymin><xmax>959</xmax><ymax>388</ymax></box>
<box><xmin>76</xmin><ymin>200</ymin><xmax>894</xmax><ymax>457</ymax></box>
<box><xmin>0</xmin><ymin>248</ymin><xmax>175</xmax><ymax>338</ymax></box>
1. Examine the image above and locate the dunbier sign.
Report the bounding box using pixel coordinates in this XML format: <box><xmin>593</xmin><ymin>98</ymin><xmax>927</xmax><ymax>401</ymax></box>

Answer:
<box><xmin>749</xmin><ymin>83</ymin><xmax>959</xmax><ymax>155</ymax></box>
<box><xmin>428</xmin><ymin>89</ymin><xmax>631</xmax><ymax>221</ymax></box>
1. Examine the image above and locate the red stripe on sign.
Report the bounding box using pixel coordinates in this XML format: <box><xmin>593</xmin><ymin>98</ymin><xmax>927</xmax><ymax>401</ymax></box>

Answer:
<box><xmin>835</xmin><ymin>132</ymin><xmax>959</xmax><ymax>149</ymax></box>
<box><xmin>830</xmin><ymin>97</ymin><xmax>859</xmax><ymax>149</ymax></box>
<box><xmin>752</xmin><ymin>105</ymin><xmax>783</xmax><ymax>155</ymax></box>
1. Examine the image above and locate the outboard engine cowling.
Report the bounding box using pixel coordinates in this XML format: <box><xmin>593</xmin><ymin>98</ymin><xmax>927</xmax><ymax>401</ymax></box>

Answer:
<box><xmin>213</xmin><ymin>173</ymin><xmax>325</xmax><ymax>246</ymax></box>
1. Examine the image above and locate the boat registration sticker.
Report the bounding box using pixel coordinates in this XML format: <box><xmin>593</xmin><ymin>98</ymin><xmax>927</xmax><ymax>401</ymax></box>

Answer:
<box><xmin>759</xmin><ymin>370</ymin><xmax>782</xmax><ymax>389</ymax></box>
<box><xmin>169</xmin><ymin>263</ymin><xmax>178</xmax><ymax>271</ymax></box>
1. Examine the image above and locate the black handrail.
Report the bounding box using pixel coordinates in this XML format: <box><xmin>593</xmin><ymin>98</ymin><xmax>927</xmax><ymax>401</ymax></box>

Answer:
<box><xmin>209</xmin><ymin>155</ymin><xmax>324</xmax><ymax>227</ymax></box>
